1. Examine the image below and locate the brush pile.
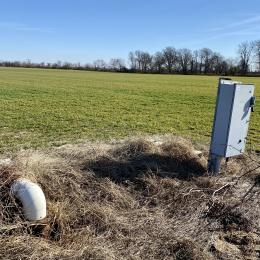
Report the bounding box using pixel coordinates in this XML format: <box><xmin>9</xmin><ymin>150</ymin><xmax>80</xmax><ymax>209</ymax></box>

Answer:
<box><xmin>0</xmin><ymin>135</ymin><xmax>259</xmax><ymax>259</ymax></box>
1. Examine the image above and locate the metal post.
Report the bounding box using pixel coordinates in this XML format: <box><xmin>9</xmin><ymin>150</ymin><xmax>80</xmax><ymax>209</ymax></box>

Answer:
<box><xmin>208</xmin><ymin>154</ymin><xmax>222</xmax><ymax>174</ymax></box>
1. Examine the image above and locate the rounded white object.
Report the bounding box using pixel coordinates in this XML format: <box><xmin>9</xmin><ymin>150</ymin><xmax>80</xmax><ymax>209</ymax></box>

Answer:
<box><xmin>11</xmin><ymin>178</ymin><xmax>47</xmax><ymax>221</ymax></box>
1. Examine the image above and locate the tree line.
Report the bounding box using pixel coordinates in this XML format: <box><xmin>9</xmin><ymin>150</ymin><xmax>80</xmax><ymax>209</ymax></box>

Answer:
<box><xmin>1</xmin><ymin>40</ymin><xmax>260</xmax><ymax>76</ymax></box>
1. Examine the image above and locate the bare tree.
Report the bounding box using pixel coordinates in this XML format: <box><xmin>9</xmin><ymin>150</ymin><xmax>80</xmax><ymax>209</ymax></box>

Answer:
<box><xmin>128</xmin><ymin>51</ymin><xmax>137</xmax><ymax>70</ymax></box>
<box><xmin>191</xmin><ymin>50</ymin><xmax>199</xmax><ymax>74</ymax></box>
<box><xmin>199</xmin><ymin>48</ymin><xmax>213</xmax><ymax>74</ymax></box>
<box><xmin>1</xmin><ymin>39</ymin><xmax>259</xmax><ymax>75</ymax></box>
<box><xmin>238</xmin><ymin>41</ymin><xmax>254</xmax><ymax>75</ymax></box>
<box><xmin>134</xmin><ymin>50</ymin><xmax>143</xmax><ymax>71</ymax></box>
<box><xmin>225</xmin><ymin>58</ymin><xmax>239</xmax><ymax>75</ymax></box>
<box><xmin>153</xmin><ymin>52</ymin><xmax>165</xmax><ymax>73</ymax></box>
<box><xmin>62</xmin><ymin>62</ymin><xmax>73</xmax><ymax>69</ymax></box>
<box><xmin>140</xmin><ymin>52</ymin><xmax>153</xmax><ymax>72</ymax></box>
<box><xmin>93</xmin><ymin>59</ymin><xmax>106</xmax><ymax>70</ymax></box>
<box><xmin>109</xmin><ymin>58</ymin><xmax>125</xmax><ymax>71</ymax></box>
<box><xmin>163</xmin><ymin>47</ymin><xmax>178</xmax><ymax>73</ymax></box>
<box><xmin>210</xmin><ymin>52</ymin><xmax>224</xmax><ymax>74</ymax></box>
<box><xmin>178</xmin><ymin>48</ymin><xmax>192</xmax><ymax>74</ymax></box>
<box><xmin>129</xmin><ymin>51</ymin><xmax>153</xmax><ymax>72</ymax></box>
<box><xmin>253</xmin><ymin>40</ymin><xmax>260</xmax><ymax>72</ymax></box>
<box><xmin>51</xmin><ymin>60</ymin><xmax>62</xmax><ymax>69</ymax></box>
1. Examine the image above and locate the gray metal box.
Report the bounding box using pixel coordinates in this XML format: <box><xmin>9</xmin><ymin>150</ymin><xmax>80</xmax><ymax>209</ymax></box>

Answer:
<box><xmin>210</xmin><ymin>79</ymin><xmax>255</xmax><ymax>158</ymax></box>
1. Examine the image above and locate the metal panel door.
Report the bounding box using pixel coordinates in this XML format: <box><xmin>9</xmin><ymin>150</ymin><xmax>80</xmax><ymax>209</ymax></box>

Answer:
<box><xmin>210</xmin><ymin>84</ymin><xmax>235</xmax><ymax>157</ymax></box>
<box><xmin>225</xmin><ymin>84</ymin><xmax>255</xmax><ymax>157</ymax></box>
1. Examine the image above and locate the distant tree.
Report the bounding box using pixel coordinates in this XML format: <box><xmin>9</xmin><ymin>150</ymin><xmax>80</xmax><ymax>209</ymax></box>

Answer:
<box><xmin>153</xmin><ymin>51</ymin><xmax>165</xmax><ymax>73</ymax></box>
<box><xmin>93</xmin><ymin>59</ymin><xmax>106</xmax><ymax>70</ymax></box>
<box><xmin>39</xmin><ymin>62</ymin><xmax>45</xmax><ymax>68</ymax></box>
<box><xmin>199</xmin><ymin>48</ymin><xmax>213</xmax><ymax>74</ymax></box>
<box><xmin>253</xmin><ymin>40</ymin><xmax>260</xmax><ymax>72</ymax></box>
<box><xmin>210</xmin><ymin>52</ymin><xmax>224</xmax><ymax>74</ymax></box>
<box><xmin>84</xmin><ymin>63</ymin><xmax>92</xmax><ymax>70</ymax></box>
<box><xmin>238</xmin><ymin>41</ymin><xmax>254</xmax><ymax>75</ymax></box>
<box><xmin>163</xmin><ymin>47</ymin><xmax>178</xmax><ymax>73</ymax></box>
<box><xmin>2</xmin><ymin>39</ymin><xmax>260</xmax><ymax>75</ymax></box>
<box><xmin>178</xmin><ymin>48</ymin><xmax>192</xmax><ymax>74</ymax></box>
<box><xmin>23</xmin><ymin>59</ymin><xmax>32</xmax><ymax>68</ymax></box>
<box><xmin>134</xmin><ymin>50</ymin><xmax>143</xmax><ymax>71</ymax></box>
<box><xmin>139</xmin><ymin>52</ymin><xmax>153</xmax><ymax>72</ymax></box>
<box><xmin>128</xmin><ymin>51</ymin><xmax>137</xmax><ymax>70</ymax></box>
<box><xmin>129</xmin><ymin>51</ymin><xmax>153</xmax><ymax>72</ymax></box>
<box><xmin>109</xmin><ymin>58</ymin><xmax>126</xmax><ymax>71</ymax></box>
<box><xmin>74</xmin><ymin>62</ymin><xmax>81</xmax><ymax>69</ymax></box>
<box><xmin>191</xmin><ymin>50</ymin><xmax>199</xmax><ymax>74</ymax></box>
<box><xmin>62</xmin><ymin>62</ymin><xmax>72</xmax><ymax>69</ymax></box>
<box><xmin>225</xmin><ymin>58</ymin><xmax>239</xmax><ymax>75</ymax></box>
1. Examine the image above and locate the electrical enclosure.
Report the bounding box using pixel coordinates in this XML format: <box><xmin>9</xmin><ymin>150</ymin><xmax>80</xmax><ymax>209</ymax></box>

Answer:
<box><xmin>210</xmin><ymin>79</ymin><xmax>255</xmax><ymax>158</ymax></box>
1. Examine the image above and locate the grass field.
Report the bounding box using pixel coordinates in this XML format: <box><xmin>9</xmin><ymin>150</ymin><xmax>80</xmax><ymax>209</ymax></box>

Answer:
<box><xmin>0</xmin><ymin>67</ymin><xmax>259</xmax><ymax>152</ymax></box>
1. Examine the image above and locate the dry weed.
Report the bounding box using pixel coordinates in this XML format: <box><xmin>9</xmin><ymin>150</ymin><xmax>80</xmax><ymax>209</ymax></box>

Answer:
<box><xmin>0</xmin><ymin>135</ymin><xmax>259</xmax><ymax>259</ymax></box>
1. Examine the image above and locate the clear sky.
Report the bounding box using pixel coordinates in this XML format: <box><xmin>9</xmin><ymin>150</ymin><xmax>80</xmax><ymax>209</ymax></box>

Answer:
<box><xmin>1</xmin><ymin>0</ymin><xmax>260</xmax><ymax>64</ymax></box>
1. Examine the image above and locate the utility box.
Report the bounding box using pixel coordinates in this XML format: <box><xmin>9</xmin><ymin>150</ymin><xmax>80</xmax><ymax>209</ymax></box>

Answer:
<box><xmin>208</xmin><ymin>78</ymin><xmax>255</xmax><ymax>173</ymax></box>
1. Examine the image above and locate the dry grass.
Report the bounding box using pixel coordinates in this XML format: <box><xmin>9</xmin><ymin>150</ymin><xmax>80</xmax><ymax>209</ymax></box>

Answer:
<box><xmin>0</xmin><ymin>135</ymin><xmax>259</xmax><ymax>259</ymax></box>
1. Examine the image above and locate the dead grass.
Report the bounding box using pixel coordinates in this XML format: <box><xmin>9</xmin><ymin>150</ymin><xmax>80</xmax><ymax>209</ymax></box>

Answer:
<box><xmin>0</xmin><ymin>135</ymin><xmax>259</xmax><ymax>259</ymax></box>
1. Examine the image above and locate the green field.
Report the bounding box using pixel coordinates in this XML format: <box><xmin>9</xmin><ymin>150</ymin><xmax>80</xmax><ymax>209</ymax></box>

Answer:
<box><xmin>0</xmin><ymin>67</ymin><xmax>259</xmax><ymax>152</ymax></box>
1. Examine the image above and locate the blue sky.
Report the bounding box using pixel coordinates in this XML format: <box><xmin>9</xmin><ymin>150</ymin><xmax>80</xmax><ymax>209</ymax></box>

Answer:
<box><xmin>0</xmin><ymin>0</ymin><xmax>260</xmax><ymax>64</ymax></box>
